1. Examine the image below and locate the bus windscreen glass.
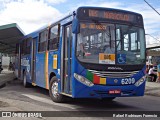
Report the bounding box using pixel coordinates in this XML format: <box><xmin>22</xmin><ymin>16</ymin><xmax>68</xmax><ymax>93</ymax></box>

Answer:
<box><xmin>76</xmin><ymin>22</ymin><xmax>145</xmax><ymax>65</ymax></box>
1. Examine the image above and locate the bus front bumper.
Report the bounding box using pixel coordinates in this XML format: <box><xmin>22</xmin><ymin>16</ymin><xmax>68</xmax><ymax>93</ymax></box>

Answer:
<box><xmin>73</xmin><ymin>81</ymin><xmax>146</xmax><ymax>99</ymax></box>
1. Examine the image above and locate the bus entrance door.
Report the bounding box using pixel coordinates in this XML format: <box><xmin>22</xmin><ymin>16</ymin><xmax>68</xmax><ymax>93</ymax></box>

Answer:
<box><xmin>62</xmin><ymin>24</ymin><xmax>72</xmax><ymax>95</ymax></box>
<box><xmin>31</xmin><ymin>38</ymin><xmax>36</xmax><ymax>84</ymax></box>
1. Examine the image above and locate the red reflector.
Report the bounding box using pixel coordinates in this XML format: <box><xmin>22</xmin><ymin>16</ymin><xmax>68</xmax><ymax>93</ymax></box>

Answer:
<box><xmin>109</xmin><ymin>90</ymin><xmax>121</xmax><ymax>94</ymax></box>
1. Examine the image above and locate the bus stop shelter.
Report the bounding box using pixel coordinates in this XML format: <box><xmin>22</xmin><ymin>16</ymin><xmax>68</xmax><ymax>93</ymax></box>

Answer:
<box><xmin>0</xmin><ymin>23</ymin><xmax>24</xmax><ymax>55</ymax></box>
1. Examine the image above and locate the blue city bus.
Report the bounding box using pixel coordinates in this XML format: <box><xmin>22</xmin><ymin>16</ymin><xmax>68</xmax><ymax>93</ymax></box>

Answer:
<box><xmin>15</xmin><ymin>6</ymin><xmax>146</xmax><ymax>102</ymax></box>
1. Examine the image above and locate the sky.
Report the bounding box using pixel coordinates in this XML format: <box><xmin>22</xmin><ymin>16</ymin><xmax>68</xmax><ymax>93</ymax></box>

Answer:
<box><xmin>0</xmin><ymin>0</ymin><xmax>160</xmax><ymax>45</ymax></box>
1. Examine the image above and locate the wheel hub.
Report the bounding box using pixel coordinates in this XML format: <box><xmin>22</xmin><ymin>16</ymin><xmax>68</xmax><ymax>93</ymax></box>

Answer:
<box><xmin>51</xmin><ymin>81</ymin><xmax>59</xmax><ymax>98</ymax></box>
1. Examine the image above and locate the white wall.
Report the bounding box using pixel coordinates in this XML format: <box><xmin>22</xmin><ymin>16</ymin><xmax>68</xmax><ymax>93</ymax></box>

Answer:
<box><xmin>2</xmin><ymin>56</ymin><xmax>10</xmax><ymax>66</ymax></box>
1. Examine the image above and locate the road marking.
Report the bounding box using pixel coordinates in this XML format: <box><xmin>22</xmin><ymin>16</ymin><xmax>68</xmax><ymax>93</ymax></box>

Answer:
<box><xmin>22</xmin><ymin>94</ymin><xmax>76</xmax><ymax>109</ymax></box>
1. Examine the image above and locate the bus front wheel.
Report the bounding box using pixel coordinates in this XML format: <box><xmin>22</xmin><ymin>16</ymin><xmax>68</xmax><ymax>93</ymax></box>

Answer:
<box><xmin>49</xmin><ymin>77</ymin><xmax>65</xmax><ymax>103</ymax></box>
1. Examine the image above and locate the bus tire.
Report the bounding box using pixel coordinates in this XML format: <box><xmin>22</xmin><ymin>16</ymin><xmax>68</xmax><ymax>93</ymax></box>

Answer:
<box><xmin>23</xmin><ymin>71</ymin><xmax>30</xmax><ymax>87</ymax></box>
<box><xmin>49</xmin><ymin>77</ymin><xmax>65</xmax><ymax>103</ymax></box>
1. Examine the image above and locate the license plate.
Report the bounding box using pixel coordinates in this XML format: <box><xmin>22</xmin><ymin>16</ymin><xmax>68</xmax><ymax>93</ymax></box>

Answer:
<box><xmin>109</xmin><ymin>90</ymin><xmax>121</xmax><ymax>94</ymax></box>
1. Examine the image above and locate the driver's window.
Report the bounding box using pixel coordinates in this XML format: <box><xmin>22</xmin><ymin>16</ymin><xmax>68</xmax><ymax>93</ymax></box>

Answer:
<box><xmin>116</xmin><ymin>29</ymin><xmax>121</xmax><ymax>51</ymax></box>
<box><xmin>124</xmin><ymin>34</ymin><xmax>129</xmax><ymax>51</ymax></box>
<box><xmin>131</xmin><ymin>32</ymin><xmax>138</xmax><ymax>50</ymax></box>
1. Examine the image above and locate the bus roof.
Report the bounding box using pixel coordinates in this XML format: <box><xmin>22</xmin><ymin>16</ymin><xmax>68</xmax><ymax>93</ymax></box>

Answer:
<box><xmin>76</xmin><ymin>6</ymin><xmax>143</xmax><ymax>27</ymax></box>
<box><xmin>76</xmin><ymin>6</ymin><xmax>142</xmax><ymax>16</ymax></box>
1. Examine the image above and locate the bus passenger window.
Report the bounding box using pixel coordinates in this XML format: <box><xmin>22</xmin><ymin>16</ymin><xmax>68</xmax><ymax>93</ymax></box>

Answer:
<box><xmin>48</xmin><ymin>24</ymin><xmax>60</xmax><ymax>50</ymax></box>
<box><xmin>38</xmin><ymin>30</ymin><xmax>48</xmax><ymax>52</ymax></box>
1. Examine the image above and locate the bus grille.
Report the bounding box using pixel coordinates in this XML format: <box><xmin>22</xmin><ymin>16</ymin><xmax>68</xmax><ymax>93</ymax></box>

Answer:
<box><xmin>88</xmin><ymin>69</ymin><xmax>139</xmax><ymax>78</ymax></box>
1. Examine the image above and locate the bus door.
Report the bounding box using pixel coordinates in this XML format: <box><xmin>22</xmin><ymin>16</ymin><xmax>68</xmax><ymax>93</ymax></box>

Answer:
<box><xmin>62</xmin><ymin>24</ymin><xmax>72</xmax><ymax>94</ymax></box>
<box><xmin>31</xmin><ymin>38</ymin><xmax>36</xmax><ymax>83</ymax></box>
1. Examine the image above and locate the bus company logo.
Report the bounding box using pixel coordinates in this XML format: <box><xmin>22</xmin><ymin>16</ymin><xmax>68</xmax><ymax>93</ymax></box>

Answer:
<box><xmin>114</xmin><ymin>79</ymin><xmax>118</xmax><ymax>84</ymax></box>
<box><xmin>108</xmin><ymin>67</ymin><xmax>123</xmax><ymax>70</ymax></box>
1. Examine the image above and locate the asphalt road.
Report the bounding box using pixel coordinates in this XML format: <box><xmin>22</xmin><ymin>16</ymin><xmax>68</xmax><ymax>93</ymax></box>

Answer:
<box><xmin>0</xmin><ymin>79</ymin><xmax>160</xmax><ymax>120</ymax></box>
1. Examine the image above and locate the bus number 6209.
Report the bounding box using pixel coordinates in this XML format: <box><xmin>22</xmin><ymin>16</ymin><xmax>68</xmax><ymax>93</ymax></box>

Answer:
<box><xmin>121</xmin><ymin>78</ymin><xmax>135</xmax><ymax>85</ymax></box>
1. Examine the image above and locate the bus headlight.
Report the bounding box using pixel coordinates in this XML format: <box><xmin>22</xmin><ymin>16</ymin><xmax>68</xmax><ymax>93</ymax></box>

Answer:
<box><xmin>134</xmin><ymin>76</ymin><xmax>145</xmax><ymax>87</ymax></box>
<box><xmin>74</xmin><ymin>73</ymin><xmax>94</xmax><ymax>87</ymax></box>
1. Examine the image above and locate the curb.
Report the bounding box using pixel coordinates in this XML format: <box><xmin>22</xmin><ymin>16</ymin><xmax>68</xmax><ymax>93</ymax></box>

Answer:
<box><xmin>145</xmin><ymin>92</ymin><xmax>160</xmax><ymax>97</ymax></box>
<box><xmin>145</xmin><ymin>86</ymin><xmax>160</xmax><ymax>97</ymax></box>
<box><xmin>0</xmin><ymin>78</ymin><xmax>14</xmax><ymax>88</ymax></box>
<box><xmin>0</xmin><ymin>72</ymin><xmax>16</xmax><ymax>88</ymax></box>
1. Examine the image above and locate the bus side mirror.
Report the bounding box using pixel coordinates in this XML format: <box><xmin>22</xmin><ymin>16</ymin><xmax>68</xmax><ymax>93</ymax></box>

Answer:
<box><xmin>72</xmin><ymin>18</ymin><xmax>80</xmax><ymax>33</ymax></box>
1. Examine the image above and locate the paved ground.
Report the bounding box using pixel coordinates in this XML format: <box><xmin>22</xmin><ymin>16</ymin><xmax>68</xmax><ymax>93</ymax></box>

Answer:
<box><xmin>0</xmin><ymin>79</ymin><xmax>160</xmax><ymax>119</ymax></box>
<box><xmin>145</xmin><ymin>81</ymin><xmax>160</xmax><ymax>97</ymax></box>
<box><xmin>0</xmin><ymin>71</ymin><xmax>160</xmax><ymax>120</ymax></box>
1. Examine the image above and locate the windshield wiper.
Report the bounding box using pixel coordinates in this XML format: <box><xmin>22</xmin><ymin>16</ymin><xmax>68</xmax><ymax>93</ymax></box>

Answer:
<box><xmin>108</xmin><ymin>26</ymin><xmax>112</xmax><ymax>48</ymax></box>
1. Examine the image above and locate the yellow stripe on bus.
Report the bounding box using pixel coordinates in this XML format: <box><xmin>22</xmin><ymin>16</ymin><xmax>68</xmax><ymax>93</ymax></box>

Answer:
<box><xmin>53</xmin><ymin>54</ymin><xmax>57</xmax><ymax>69</ymax></box>
<box><xmin>45</xmin><ymin>51</ymin><xmax>49</xmax><ymax>89</ymax></box>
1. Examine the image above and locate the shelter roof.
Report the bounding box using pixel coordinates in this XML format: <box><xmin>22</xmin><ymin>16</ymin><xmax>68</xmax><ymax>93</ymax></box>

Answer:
<box><xmin>0</xmin><ymin>23</ymin><xmax>24</xmax><ymax>55</ymax></box>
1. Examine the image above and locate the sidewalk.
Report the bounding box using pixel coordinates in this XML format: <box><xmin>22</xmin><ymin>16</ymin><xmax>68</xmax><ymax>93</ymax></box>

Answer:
<box><xmin>0</xmin><ymin>69</ymin><xmax>16</xmax><ymax>87</ymax></box>
<box><xmin>145</xmin><ymin>81</ymin><xmax>160</xmax><ymax>97</ymax></box>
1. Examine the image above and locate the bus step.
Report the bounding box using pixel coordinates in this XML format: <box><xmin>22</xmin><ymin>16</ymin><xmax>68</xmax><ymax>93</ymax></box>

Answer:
<box><xmin>61</xmin><ymin>92</ymin><xmax>72</xmax><ymax>97</ymax></box>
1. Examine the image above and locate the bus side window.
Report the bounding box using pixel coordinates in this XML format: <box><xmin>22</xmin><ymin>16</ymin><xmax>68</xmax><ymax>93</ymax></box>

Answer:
<box><xmin>48</xmin><ymin>24</ymin><xmax>60</xmax><ymax>51</ymax></box>
<box><xmin>38</xmin><ymin>30</ymin><xmax>48</xmax><ymax>52</ymax></box>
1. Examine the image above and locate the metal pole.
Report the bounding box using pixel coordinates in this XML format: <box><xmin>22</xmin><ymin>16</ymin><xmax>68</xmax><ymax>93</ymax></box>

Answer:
<box><xmin>145</xmin><ymin>34</ymin><xmax>160</xmax><ymax>42</ymax></box>
<box><xmin>144</xmin><ymin>0</ymin><xmax>160</xmax><ymax>16</ymax></box>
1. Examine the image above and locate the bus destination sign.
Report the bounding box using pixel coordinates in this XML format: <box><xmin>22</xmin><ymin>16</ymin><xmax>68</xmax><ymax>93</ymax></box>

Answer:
<box><xmin>77</xmin><ymin>8</ymin><xmax>143</xmax><ymax>25</ymax></box>
<box><xmin>89</xmin><ymin>9</ymin><xmax>130</xmax><ymax>22</ymax></box>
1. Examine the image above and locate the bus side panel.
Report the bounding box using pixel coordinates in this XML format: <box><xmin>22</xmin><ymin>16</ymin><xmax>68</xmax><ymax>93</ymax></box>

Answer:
<box><xmin>14</xmin><ymin>44</ymin><xmax>22</xmax><ymax>79</ymax></box>
<box><xmin>48</xmin><ymin>51</ymin><xmax>60</xmax><ymax>83</ymax></box>
<box><xmin>35</xmin><ymin>53</ymin><xmax>46</xmax><ymax>88</ymax></box>
<box><xmin>21</xmin><ymin>55</ymin><xmax>32</xmax><ymax>83</ymax></box>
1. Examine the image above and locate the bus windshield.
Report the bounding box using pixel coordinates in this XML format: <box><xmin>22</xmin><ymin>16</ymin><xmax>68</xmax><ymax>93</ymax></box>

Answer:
<box><xmin>76</xmin><ymin>22</ymin><xmax>145</xmax><ymax>65</ymax></box>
